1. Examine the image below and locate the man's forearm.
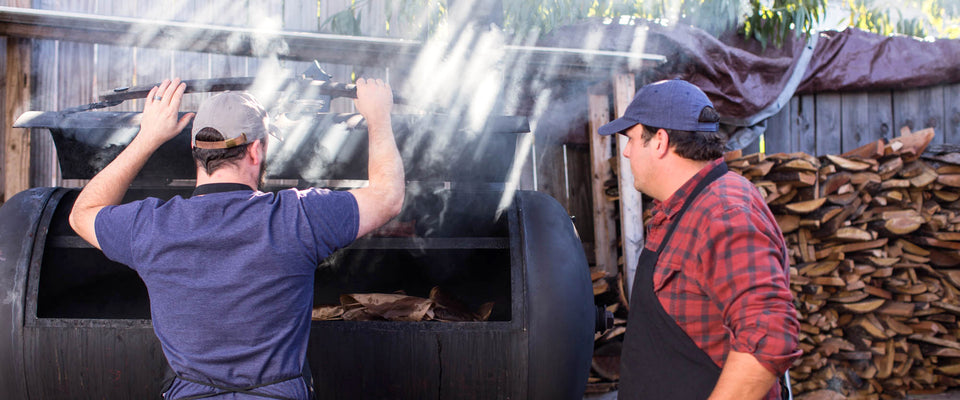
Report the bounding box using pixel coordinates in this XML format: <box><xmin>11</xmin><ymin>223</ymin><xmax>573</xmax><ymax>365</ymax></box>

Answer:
<box><xmin>366</xmin><ymin>120</ymin><xmax>404</xmax><ymax>205</ymax></box>
<box><xmin>708</xmin><ymin>351</ymin><xmax>779</xmax><ymax>400</ymax></box>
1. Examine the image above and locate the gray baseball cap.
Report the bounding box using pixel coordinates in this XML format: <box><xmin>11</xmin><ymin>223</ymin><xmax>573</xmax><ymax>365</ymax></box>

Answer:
<box><xmin>191</xmin><ymin>91</ymin><xmax>281</xmax><ymax>149</ymax></box>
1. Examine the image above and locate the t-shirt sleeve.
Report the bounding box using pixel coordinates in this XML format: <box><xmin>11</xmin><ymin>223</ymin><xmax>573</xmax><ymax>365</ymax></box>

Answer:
<box><xmin>301</xmin><ymin>189</ymin><xmax>360</xmax><ymax>254</ymax></box>
<box><xmin>94</xmin><ymin>202</ymin><xmax>143</xmax><ymax>267</ymax></box>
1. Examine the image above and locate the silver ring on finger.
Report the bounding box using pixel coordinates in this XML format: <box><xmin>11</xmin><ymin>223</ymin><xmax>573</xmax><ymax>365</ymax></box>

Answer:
<box><xmin>154</xmin><ymin>96</ymin><xmax>163</xmax><ymax>101</ymax></box>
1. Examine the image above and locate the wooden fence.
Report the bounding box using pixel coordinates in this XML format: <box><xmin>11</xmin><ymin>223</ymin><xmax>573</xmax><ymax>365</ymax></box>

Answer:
<box><xmin>1</xmin><ymin>0</ymin><xmax>400</xmax><ymax>194</ymax></box>
<box><xmin>760</xmin><ymin>84</ymin><xmax>960</xmax><ymax>156</ymax></box>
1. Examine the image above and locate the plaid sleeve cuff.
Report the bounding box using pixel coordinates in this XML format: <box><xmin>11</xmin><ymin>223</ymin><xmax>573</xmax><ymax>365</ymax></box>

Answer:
<box><xmin>730</xmin><ymin>316</ymin><xmax>802</xmax><ymax>376</ymax></box>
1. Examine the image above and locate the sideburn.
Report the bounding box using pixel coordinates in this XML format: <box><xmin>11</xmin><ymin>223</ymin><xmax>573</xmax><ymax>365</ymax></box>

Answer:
<box><xmin>258</xmin><ymin>161</ymin><xmax>267</xmax><ymax>191</ymax></box>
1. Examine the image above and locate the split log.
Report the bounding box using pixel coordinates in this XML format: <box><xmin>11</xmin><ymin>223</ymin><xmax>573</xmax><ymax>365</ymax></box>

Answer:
<box><xmin>843</xmin><ymin>140</ymin><xmax>886</xmax><ymax>159</ymax></box>
<box><xmin>821</xmin><ymin>172</ymin><xmax>853</xmax><ymax>197</ymax></box>
<box><xmin>824</xmin><ymin>154</ymin><xmax>875</xmax><ymax>172</ymax></box>
<box><xmin>888</xmin><ymin>127</ymin><xmax>935</xmax><ymax>162</ymax></box>
<box><xmin>786</xmin><ymin>198</ymin><xmax>829</xmax><ymax>214</ymax></box>
<box><xmin>909</xmin><ymin>334</ymin><xmax>960</xmax><ymax>351</ymax></box>
<box><xmin>841</xmin><ymin>299</ymin><xmax>886</xmax><ymax>313</ymax></box>
<box><xmin>878</xmin><ymin>157</ymin><xmax>904</xmax><ymax>180</ymax></box>
<box><xmin>799</xmin><ymin>261</ymin><xmax>841</xmax><ymax>277</ymax></box>
<box><xmin>776</xmin><ymin>158</ymin><xmax>819</xmax><ymax>172</ymax></box>
<box><xmin>767</xmin><ymin>171</ymin><xmax>818</xmax><ymax>187</ymax></box>
<box><xmin>938</xmin><ymin>175</ymin><xmax>960</xmax><ymax>188</ymax></box>
<box><xmin>827</xmin><ymin>227</ymin><xmax>876</xmax><ymax>242</ymax></box>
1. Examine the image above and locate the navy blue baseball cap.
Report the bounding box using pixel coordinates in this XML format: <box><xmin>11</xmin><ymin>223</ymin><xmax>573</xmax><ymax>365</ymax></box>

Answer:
<box><xmin>598</xmin><ymin>79</ymin><xmax>718</xmax><ymax>136</ymax></box>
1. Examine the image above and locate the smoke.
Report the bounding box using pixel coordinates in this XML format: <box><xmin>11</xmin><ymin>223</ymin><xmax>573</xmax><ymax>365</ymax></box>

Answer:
<box><xmin>55</xmin><ymin>0</ymin><xmax>653</xmax><ymax>224</ymax></box>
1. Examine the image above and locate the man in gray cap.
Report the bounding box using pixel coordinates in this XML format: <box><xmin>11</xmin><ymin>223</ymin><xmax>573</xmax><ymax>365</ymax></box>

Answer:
<box><xmin>69</xmin><ymin>77</ymin><xmax>403</xmax><ymax>399</ymax></box>
<box><xmin>599</xmin><ymin>79</ymin><xmax>799</xmax><ymax>400</ymax></box>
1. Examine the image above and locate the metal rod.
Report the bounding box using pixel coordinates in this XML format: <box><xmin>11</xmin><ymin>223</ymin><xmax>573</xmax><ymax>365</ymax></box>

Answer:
<box><xmin>100</xmin><ymin>77</ymin><xmax>376</xmax><ymax>103</ymax></box>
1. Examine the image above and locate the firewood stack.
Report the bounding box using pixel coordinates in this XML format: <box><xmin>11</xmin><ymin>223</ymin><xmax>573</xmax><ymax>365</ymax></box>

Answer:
<box><xmin>724</xmin><ymin>127</ymin><xmax>960</xmax><ymax>399</ymax></box>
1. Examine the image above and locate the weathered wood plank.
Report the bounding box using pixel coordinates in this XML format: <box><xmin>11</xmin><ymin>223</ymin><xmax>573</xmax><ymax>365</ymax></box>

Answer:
<box><xmin>764</xmin><ymin>97</ymin><xmax>792</xmax><ymax>154</ymax></box>
<box><xmin>56</xmin><ymin>0</ymin><xmax>96</xmax><ymax>109</ymax></box>
<box><xmin>868</xmin><ymin>90</ymin><xmax>894</xmax><ymax>142</ymax></box>
<box><xmin>535</xmin><ymin>138</ymin><xmax>567</xmax><ymax>211</ymax></box>
<box><xmin>7</xmin><ymin>0</ymin><xmax>35</xmax><ymax>192</ymax></box>
<box><xmin>203</xmin><ymin>0</ymin><xmax>248</xmax><ymax>98</ymax></box>
<box><xmin>613</xmin><ymin>73</ymin><xmax>642</xmax><ymax>295</ymax></box>
<box><xmin>840</xmin><ymin>92</ymin><xmax>869</xmax><ymax>154</ymax></box>
<box><xmin>795</xmin><ymin>95</ymin><xmax>816</xmax><ymax>155</ymax></box>
<box><xmin>4</xmin><ymin>37</ymin><xmax>31</xmax><ymax>201</ymax></box>
<box><xmin>29</xmin><ymin>0</ymin><xmax>59</xmax><ymax>189</ymax></box>
<box><xmin>0</xmin><ymin>32</ymin><xmax>5</xmax><ymax>200</ymax></box>
<box><xmin>134</xmin><ymin>2</ymin><xmax>175</xmax><ymax>112</ymax></box>
<box><xmin>840</xmin><ymin>91</ymin><xmax>893</xmax><ymax>155</ymax></box>
<box><xmin>815</xmin><ymin>93</ymin><xmax>841</xmax><ymax>156</ymax></box>
<box><xmin>945</xmin><ymin>83</ymin><xmax>960</xmax><ymax>145</ymax></box>
<box><xmin>172</xmin><ymin>0</ymin><xmax>210</xmax><ymax>110</ymax></box>
<box><xmin>319</xmin><ymin>0</ymin><xmax>356</xmax><ymax>113</ymax></box>
<box><xmin>288</xmin><ymin>0</ymin><xmax>322</xmax><ymax>71</ymax></box>
<box><xmin>565</xmin><ymin>143</ymin><xmax>595</xmax><ymax>263</ymax></box>
<box><xmin>588</xmin><ymin>86</ymin><xmax>617</xmax><ymax>277</ymax></box>
<box><xmin>894</xmin><ymin>86</ymin><xmax>945</xmax><ymax>144</ymax></box>
<box><xmin>30</xmin><ymin>36</ymin><xmax>57</xmax><ymax>187</ymax></box>
<box><xmin>95</xmin><ymin>0</ymin><xmax>137</xmax><ymax>112</ymax></box>
<box><xmin>246</xmin><ymin>0</ymin><xmax>284</xmax><ymax>74</ymax></box>
<box><xmin>741</xmin><ymin>134</ymin><xmax>761</xmax><ymax>155</ymax></box>
<box><xmin>45</xmin><ymin>0</ymin><xmax>96</xmax><ymax>186</ymax></box>
<box><xmin>534</xmin><ymin>92</ymin><xmax>586</xmax><ymax>202</ymax></box>
<box><xmin>356</xmin><ymin>0</ymin><xmax>393</xmax><ymax>85</ymax></box>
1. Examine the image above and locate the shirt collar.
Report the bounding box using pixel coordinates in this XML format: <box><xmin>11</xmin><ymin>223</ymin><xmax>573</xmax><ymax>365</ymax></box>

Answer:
<box><xmin>191</xmin><ymin>183</ymin><xmax>255</xmax><ymax>198</ymax></box>
<box><xmin>650</xmin><ymin>158</ymin><xmax>725</xmax><ymax>220</ymax></box>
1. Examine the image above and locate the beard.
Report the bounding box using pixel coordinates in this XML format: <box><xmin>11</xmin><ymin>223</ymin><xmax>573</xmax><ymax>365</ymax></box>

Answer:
<box><xmin>257</xmin><ymin>160</ymin><xmax>267</xmax><ymax>191</ymax></box>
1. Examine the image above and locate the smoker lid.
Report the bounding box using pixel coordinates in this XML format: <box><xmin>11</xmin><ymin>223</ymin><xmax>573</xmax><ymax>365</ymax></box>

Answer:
<box><xmin>14</xmin><ymin>110</ymin><xmax>529</xmax><ymax>184</ymax></box>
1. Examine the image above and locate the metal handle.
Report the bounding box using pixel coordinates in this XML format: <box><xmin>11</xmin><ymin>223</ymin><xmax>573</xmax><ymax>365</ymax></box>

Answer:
<box><xmin>100</xmin><ymin>77</ymin><xmax>403</xmax><ymax>104</ymax></box>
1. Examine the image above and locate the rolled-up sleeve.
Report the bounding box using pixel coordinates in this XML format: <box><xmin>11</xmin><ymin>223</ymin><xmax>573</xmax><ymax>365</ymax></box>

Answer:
<box><xmin>700</xmin><ymin>204</ymin><xmax>801</xmax><ymax>375</ymax></box>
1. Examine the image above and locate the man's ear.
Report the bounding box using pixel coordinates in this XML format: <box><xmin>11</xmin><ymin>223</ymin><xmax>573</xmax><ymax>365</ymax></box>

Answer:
<box><xmin>248</xmin><ymin>139</ymin><xmax>264</xmax><ymax>165</ymax></box>
<box><xmin>654</xmin><ymin>128</ymin><xmax>670</xmax><ymax>157</ymax></box>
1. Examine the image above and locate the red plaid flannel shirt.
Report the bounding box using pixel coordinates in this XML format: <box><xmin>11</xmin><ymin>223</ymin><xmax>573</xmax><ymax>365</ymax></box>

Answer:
<box><xmin>646</xmin><ymin>158</ymin><xmax>801</xmax><ymax>399</ymax></box>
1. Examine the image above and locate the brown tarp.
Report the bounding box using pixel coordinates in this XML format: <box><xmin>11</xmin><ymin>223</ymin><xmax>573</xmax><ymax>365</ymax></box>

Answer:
<box><xmin>538</xmin><ymin>20</ymin><xmax>960</xmax><ymax>122</ymax></box>
<box><xmin>797</xmin><ymin>29</ymin><xmax>960</xmax><ymax>94</ymax></box>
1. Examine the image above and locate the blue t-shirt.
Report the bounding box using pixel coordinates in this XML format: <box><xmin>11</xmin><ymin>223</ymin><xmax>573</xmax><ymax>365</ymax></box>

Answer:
<box><xmin>95</xmin><ymin>186</ymin><xmax>359</xmax><ymax>399</ymax></box>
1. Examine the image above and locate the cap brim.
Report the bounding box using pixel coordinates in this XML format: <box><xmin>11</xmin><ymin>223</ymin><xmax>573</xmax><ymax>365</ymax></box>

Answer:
<box><xmin>598</xmin><ymin>117</ymin><xmax>638</xmax><ymax>136</ymax></box>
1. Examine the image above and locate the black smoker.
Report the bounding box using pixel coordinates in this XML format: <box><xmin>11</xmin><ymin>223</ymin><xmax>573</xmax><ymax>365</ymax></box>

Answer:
<box><xmin>0</xmin><ymin>92</ymin><xmax>595</xmax><ymax>399</ymax></box>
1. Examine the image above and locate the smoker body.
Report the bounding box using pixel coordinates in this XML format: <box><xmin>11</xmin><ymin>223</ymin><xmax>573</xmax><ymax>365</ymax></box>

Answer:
<box><xmin>307</xmin><ymin>189</ymin><xmax>593</xmax><ymax>399</ymax></box>
<box><xmin>1</xmin><ymin>110</ymin><xmax>593</xmax><ymax>399</ymax></box>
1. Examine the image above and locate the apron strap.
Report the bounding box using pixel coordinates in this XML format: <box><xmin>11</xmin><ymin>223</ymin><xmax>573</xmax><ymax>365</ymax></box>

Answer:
<box><xmin>171</xmin><ymin>373</ymin><xmax>302</xmax><ymax>400</ymax></box>
<box><xmin>655</xmin><ymin>162</ymin><xmax>728</xmax><ymax>253</ymax></box>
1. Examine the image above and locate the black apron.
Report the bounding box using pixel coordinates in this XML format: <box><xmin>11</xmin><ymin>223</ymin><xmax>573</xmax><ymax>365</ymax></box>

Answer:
<box><xmin>157</xmin><ymin>183</ymin><xmax>316</xmax><ymax>400</ymax></box>
<box><xmin>618</xmin><ymin>163</ymin><xmax>728</xmax><ymax>400</ymax></box>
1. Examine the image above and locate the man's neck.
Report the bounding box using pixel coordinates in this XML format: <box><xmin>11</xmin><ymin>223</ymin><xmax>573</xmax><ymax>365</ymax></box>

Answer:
<box><xmin>196</xmin><ymin>167</ymin><xmax>257</xmax><ymax>190</ymax></box>
<box><xmin>651</xmin><ymin>157</ymin><xmax>713</xmax><ymax>202</ymax></box>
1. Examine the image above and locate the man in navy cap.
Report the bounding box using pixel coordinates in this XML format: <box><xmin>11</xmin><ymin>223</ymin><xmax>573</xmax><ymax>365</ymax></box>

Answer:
<box><xmin>599</xmin><ymin>79</ymin><xmax>799</xmax><ymax>400</ymax></box>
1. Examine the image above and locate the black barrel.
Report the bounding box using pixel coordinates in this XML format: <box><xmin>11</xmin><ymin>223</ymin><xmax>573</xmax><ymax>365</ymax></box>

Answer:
<box><xmin>1</xmin><ymin>108</ymin><xmax>594</xmax><ymax>399</ymax></box>
<box><xmin>0</xmin><ymin>186</ymin><xmax>593</xmax><ymax>399</ymax></box>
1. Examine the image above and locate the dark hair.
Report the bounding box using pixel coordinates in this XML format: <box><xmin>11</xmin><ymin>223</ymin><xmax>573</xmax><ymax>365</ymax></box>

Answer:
<box><xmin>640</xmin><ymin>106</ymin><xmax>725</xmax><ymax>161</ymax></box>
<box><xmin>191</xmin><ymin>127</ymin><xmax>251</xmax><ymax>175</ymax></box>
